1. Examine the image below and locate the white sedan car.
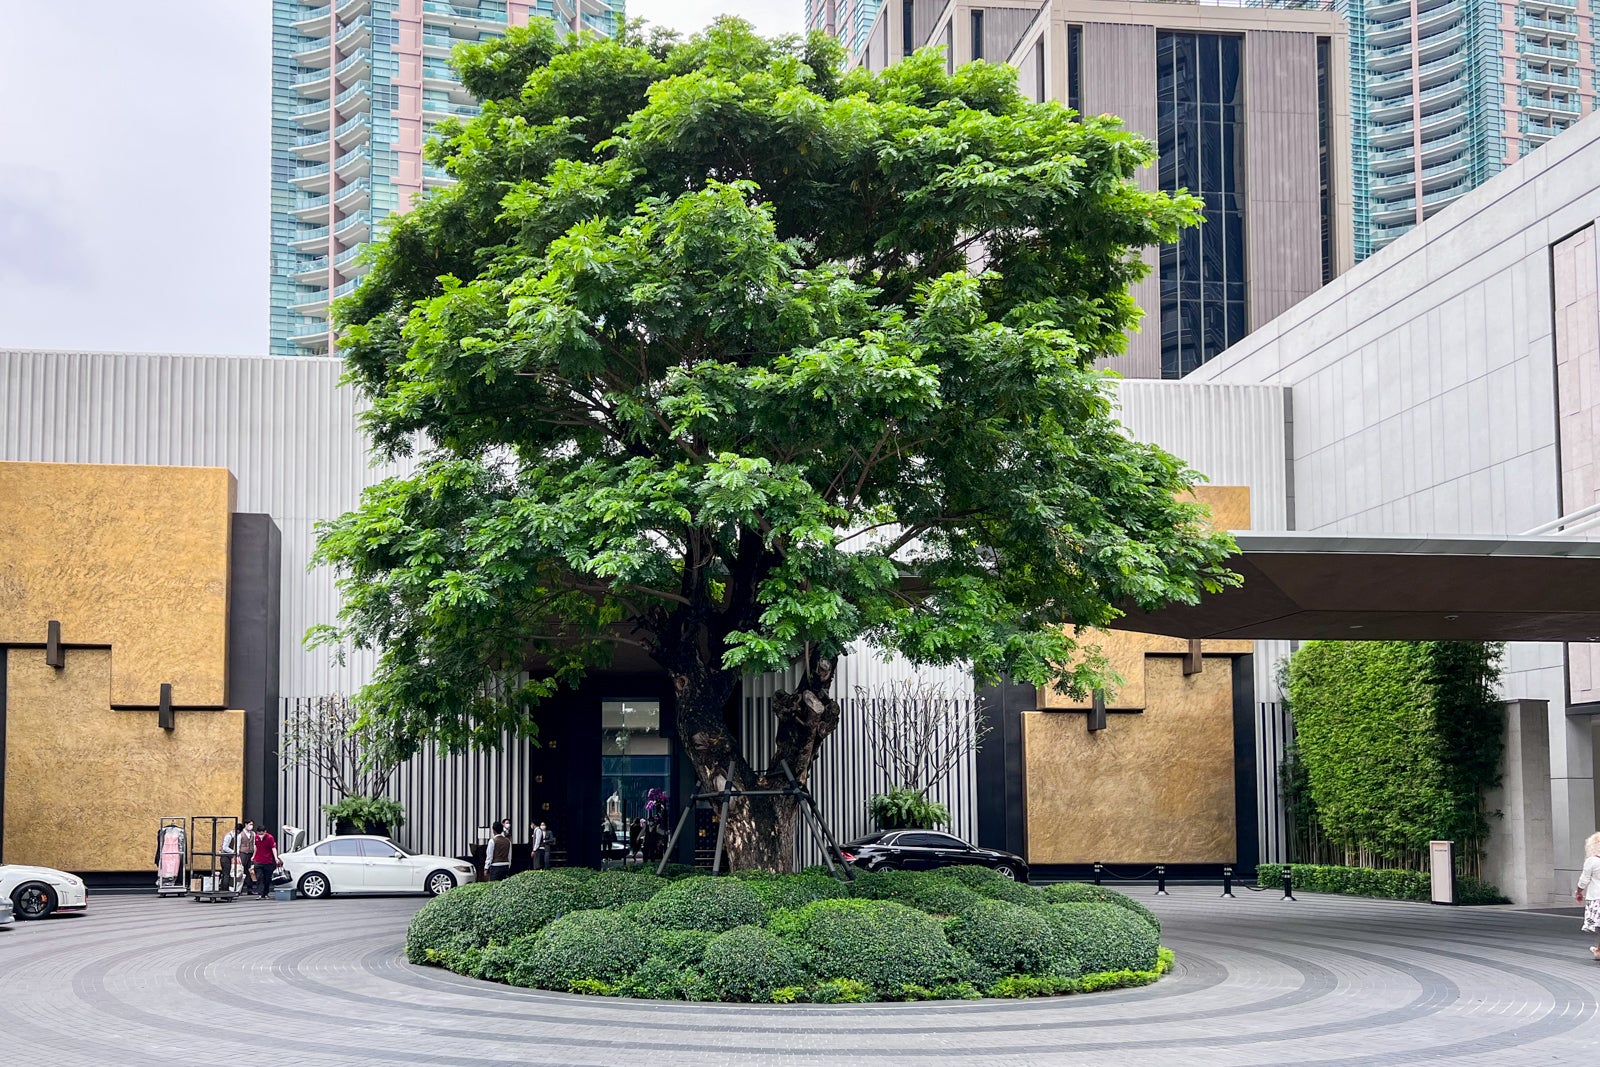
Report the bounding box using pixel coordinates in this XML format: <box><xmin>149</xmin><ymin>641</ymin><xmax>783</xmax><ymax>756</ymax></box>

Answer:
<box><xmin>280</xmin><ymin>835</ymin><xmax>476</xmax><ymax>899</ymax></box>
<box><xmin>1</xmin><ymin>864</ymin><xmax>89</xmax><ymax>920</ymax></box>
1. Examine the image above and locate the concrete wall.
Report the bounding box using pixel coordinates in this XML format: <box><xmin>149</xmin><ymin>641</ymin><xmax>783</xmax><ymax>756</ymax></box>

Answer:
<box><xmin>1192</xmin><ymin>112</ymin><xmax>1600</xmax><ymax>898</ymax></box>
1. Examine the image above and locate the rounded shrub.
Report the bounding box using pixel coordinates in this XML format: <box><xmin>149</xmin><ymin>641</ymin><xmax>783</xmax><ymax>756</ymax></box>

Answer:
<box><xmin>623</xmin><ymin>955</ymin><xmax>712</xmax><ymax>1001</ymax></box>
<box><xmin>850</xmin><ymin>869</ymin><xmax>985</xmax><ymax>916</ymax></box>
<box><xmin>946</xmin><ymin>899</ymin><xmax>1080</xmax><ymax>980</ymax></box>
<box><xmin>647</xmin><ymin>927</ymin><xmax>718</xmax><ymax>969</ymax></box>
<box><xmin>1040</xmin><ymin>882</ymin><xmax>1160</xmax><ymax>934</ymax></box>
<box><xmin>771</xmin><ymin>898</ymin><xmax>977</xmax><ymax>996</ymax></box>
<box><xmin>738</xmin><ymin>871</ymin><xmax>848</xmax><ymax>915</ymax></box>
<box><xmin>511</xmin><ymin>909</ymin><xmax>651</xmax><ymax>991</ymax></box>
<box><xmin>580</xmin><ymin>869</ymin><xmax>668</xmax><ymax>909</ymax></box>
<box><xmin>930</xmin><ymin>865</ymin><xmax>1042</xmax><ymax>906</ymax></box>
<box><xmin>637</xmin><ymin>875</ymin><xmax>763</xmax><ymax>932</ymax></box>
<box><xmin>406</xmin><ymin>881</ymin><xmax>494</xmax><ymax>964</ymax></box>
<box><xmin>476</xmin><ymin>870</ymin><xmax>588</xmax><ymax>946</ymax></box>
<box><xmin>1045</xmin><ymin>902</ymin><xmax>1160</xmax><ymax>974</ymax></box>
<box><xmin>702</xmin><ymin>925</ymin><xmax>805</xmax><ymax>1002</ymax></box>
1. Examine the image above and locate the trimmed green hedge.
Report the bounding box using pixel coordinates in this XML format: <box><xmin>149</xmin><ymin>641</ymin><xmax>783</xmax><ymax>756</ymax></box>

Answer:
<box><xmin>1045</xmin><ymin>902</ymin><xmax>1160</xmax><ymax>974</ymax></box>
<box><xmin>702</xmin><ymin>925</ymin><xmax>805</xmax><ymax>1001</ymax></box>
<box><xmin>1039</xmin><ymin>882</ymin><xmax>1161</xmax><ymax>935</ymax></box>
<box><xmin>511</xmin><ymin>909</ymin><xmax>651</xmax><ymax>990</ymax></box>
<box><xmin>946</xmin><ymin>899</ymin><xmax>1079</xmax><ymax>981</ymax></box>
<box><xmin>769</xmin><ymin>898</ymin><xmax>978</xmax><ymax>995</ymax></box>
<box><xmin>636</xmin><ymin>875</ymin><xmax>764</xmax><ymax>932</ymax></box>
<box><xmin>1257</xmin><ymin>863</ymin><xmax>1509</xmax><ymax>905</ymax></box>
<box><xmin>407</xmin><ymin>866</ymin><xmax>1172</xmax><ymax>1002</ymax></box>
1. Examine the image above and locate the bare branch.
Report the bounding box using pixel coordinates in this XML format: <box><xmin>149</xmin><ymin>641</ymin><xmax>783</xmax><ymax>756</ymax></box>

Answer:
<box><xmin>857</xmin><ymin>678</ymin><xmax>991</xmax><ymax>798</ymax></box>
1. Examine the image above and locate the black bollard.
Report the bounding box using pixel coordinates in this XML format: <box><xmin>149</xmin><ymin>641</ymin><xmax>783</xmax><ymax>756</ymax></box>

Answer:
<box><xmin>1156</xmin><ymin>864</ymin><xmax>1169</xmax><ymax>896</ymax></box>
<box><xmin>1282</xmin><ymin>867</ymin><xmax>1296</xmax><ymax>901</ymax></box>
<box><xmin>1221</xmin><ymin>866</ymin><xmax>1235</xmax><ymax>898</ymax></box>
<box><xmin>1093</xmin><ymin>862</ymin><xmax>1103</xmax><ymax>886</ymax></box>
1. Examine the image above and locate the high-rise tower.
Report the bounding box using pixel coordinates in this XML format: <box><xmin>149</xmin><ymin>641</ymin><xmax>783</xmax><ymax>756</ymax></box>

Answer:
<box><xmin>818</xmin><ymin>0</ymin><xmax>1354</xmax><ymax>380</ymax></box>
<box><xmin>1347</xmin><ymin>0</ymin><xmax>1595</xmax><ymax>257</ymax></box>
<box><xmin>270</xmin><ymin>0</ymin><xmax>623</xmax><ymax>357</ymax></box>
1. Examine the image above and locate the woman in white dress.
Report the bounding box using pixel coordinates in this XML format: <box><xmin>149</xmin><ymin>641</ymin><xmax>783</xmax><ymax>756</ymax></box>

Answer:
<box><xmin>1575</xmin><ymin>831</ymin><xmax>1600</xmax><ymax>958</ymax></box>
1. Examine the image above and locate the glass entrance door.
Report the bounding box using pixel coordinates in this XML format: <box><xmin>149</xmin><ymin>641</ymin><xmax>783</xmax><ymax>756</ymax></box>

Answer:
<box><xmin>600</xmin><ymin>700</ymin><xmax>669</xmax><ymax>866</ymax></box>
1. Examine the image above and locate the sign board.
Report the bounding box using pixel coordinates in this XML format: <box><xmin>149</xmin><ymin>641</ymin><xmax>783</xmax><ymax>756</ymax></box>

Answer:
<box><xmin>1429</xmin><ymin>840</ymin><xmax>1455</xmax><ymax>905</ymax></box>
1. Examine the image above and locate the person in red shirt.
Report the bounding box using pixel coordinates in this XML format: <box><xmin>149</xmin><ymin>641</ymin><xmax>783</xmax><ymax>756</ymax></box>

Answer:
<box><xmin>250</xmin><ymin>823</ymin><xmax>280</xmax><ymax>899</ymax></box>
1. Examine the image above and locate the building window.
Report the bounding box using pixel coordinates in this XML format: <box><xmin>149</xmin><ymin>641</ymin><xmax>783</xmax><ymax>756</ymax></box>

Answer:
<box><xmin>1316</xmin><ymin>36</ymin><xmax>1333</xmax><ymax>285</ymax></box>
<box><xmin>1067</xmin><ymin>25</ymin><xmax>1082</xmax><ymax>115</ymax></box>
<box><xmin>903</xmin><ymin>0</ymin><xmax>914</xmax><ymax>56</ymax></box>
<box><xmin>971</xmin><ymin>9</ymin><xmax>984</xmax><ymax>61</ymax></box>
<box><xmin>1033</xmin><ymin>37</ymin><xmax>1045</xmax><ymax>103</ymax></box>
<box><xmin>1157</xmin><ymin>31</ymin><xmax>1246</xmax><ymax>380</ymax></box>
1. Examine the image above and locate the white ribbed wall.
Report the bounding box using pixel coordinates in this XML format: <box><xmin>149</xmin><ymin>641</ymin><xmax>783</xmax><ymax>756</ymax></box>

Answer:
<box><xmin>0</xmin><ymin>348</ymin><xmax>412</xmax><ymax>701</ymax></box>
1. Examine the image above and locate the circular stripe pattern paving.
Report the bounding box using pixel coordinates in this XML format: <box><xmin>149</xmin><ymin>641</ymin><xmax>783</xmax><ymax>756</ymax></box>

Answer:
<box><xmin>2</xmin><ymin>885</ymin><xmax>1598</xmax><ymax>1066</ymax></box>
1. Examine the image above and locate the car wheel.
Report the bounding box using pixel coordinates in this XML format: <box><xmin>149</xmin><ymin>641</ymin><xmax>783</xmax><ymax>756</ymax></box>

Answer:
<box><xmin>297</xmin><ymin>872</ymin><xmax>330</xmax><ymax>899</ymax></box>
<box><xmin>994</xmin><ymin>864</ymin><xmax>1020</xmax><ymax>881</ymax></box>
<box><xmin>12</xmin><ymin>883</ymin><xmax>57</xmax><ymax>920</ymax></box>
<box><xmin>425</xmin><ymin>870</ymin><xmax>456</xmax><ymax>897</ymax></box>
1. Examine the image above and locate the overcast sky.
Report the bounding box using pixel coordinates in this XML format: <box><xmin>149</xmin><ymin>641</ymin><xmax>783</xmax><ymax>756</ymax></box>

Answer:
<box><xmin>0</xmin><ymin>1</ymin><xmax>804</xmax><ymax>356</ymax></box>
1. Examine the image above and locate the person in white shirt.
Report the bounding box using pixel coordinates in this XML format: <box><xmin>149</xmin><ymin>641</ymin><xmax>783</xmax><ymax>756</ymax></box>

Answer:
<box><xmin>1575</xmin><ymin>831</ymin><xmax>1600</xmax><ymax>959</ymax></box>
<box><xmin>528</xmin><ymin>820</ymin><xmax>546</xmax><ymax>870</ymax></box>
<box><xmin>221</xmin><ymin>823</ymin><xmax>240</xmax><ymax>891</ymax></box>
<box><xmin>485</xmin><ymin>821</ymin><xmax>512</xmax><ymax>881</ymax></box>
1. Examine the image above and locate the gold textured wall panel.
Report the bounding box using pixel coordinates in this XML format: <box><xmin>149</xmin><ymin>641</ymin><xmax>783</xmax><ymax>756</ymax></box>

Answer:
<box><xmin>1025</xmin><ymin>655</ymin><xmax>1237</xmax><ymax>864</ymax></box>
<box><xmin>1037</xmin><ymin>483</ymin><xmax>1252</xmax><ymax>708</ymax></box>
<box><xmin>4</xmin><ymin>649</ymin><xmax>243</xmax><ymax>872</ymax></box>
<box><xmin>0</xmin><ymin>462</ymin><xmax>235</xmax><ymax>708</ymax></box>
<box><xmin>1183</xmin><ymin>484</ymin><xmax>1252</xmax><ymax>532</ymax></box>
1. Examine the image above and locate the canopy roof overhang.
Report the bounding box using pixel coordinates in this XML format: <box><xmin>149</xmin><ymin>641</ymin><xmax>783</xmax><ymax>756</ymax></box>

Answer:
<box><xmin>1114</xmin><ymin>533</ymin><xmax>1600</xmax><ymax>643</ymax></box>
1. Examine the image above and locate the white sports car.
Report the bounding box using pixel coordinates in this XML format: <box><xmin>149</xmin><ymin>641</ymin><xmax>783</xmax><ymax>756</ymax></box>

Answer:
<box><xmin>1</xmin><ymin>864</ymin><xmax>89</xmax><ymax>920</ymax></box>
<box><xmin>279</xmin><ymin>835</ymin><xmax>477</xmax><ymax>899</ymax></box>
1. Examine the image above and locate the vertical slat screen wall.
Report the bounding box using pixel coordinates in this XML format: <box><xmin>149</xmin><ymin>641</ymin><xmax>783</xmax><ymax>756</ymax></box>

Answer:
<box><xmin>740</xmin><ymin>648</ymin><xmax>979</xmax><ymax>868</ymax></box>
<box><xmin>1255</xmin><ymin>701</ymin><xmax>1293</xmax><ymax>864</ymax></box>
<box><xmin>277</xmin><ymin>696</ymin><xmax>534</xmax><ymax>860</ymax></box>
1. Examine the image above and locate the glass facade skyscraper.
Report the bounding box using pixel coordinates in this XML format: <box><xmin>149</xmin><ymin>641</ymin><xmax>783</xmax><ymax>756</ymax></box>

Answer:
<box><xmin>804</xmin><ymin>0</ymin><xmax>883</xmax><ymax>55</ymax></box>
<box><xmin>1345</xmin><ymin>0</ymin><xmax>1597</xmax><ymax>258</ymax></box>
<box><xmin>1156</xmin><ymin>32</ymin><xmax>1248</xmax><ymax>379</ymax></box>
<box><xmin>270</xmin><ymin>0</ymin><xmax>623</xmax><ymax>357</ymax></box>
<box><xmin>812</xmin><ymin>0</ymin><xmax>1350</xmax><ymax>381</ymax></box>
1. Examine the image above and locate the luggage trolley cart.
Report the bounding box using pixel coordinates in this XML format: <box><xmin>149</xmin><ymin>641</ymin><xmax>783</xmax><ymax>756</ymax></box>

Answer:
<box><xmin>188</xmin><ymin>815</ymin><xmax>242</xmax><ymax>902</ymax></box>
<box><xmin>156</xmin><ymin>816</ymin><xmax>188</xmax><ymax>897</ymax></box>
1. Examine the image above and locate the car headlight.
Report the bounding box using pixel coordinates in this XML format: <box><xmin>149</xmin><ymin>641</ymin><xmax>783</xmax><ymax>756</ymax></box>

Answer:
<box><xmin>453</xmin><ymin>865</ymin><xmax>473</xmax><ymax>874</ymax></box>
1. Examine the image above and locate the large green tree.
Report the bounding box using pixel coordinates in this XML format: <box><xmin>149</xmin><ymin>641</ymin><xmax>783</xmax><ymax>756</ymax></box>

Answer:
<box><xmin>314</xmin><ymin>19</ymin><xmax>1236</xmax><ymax>869</ymax></box>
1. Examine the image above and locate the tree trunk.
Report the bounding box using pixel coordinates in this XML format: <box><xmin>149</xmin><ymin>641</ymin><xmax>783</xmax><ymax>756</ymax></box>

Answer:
<box><xmin>671</xmin><ymin>655</ymin><xmax>842</xmax><ymax>873</ymax></box>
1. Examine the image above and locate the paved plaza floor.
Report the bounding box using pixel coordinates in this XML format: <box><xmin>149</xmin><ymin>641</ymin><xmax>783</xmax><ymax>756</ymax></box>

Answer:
<box><xmin>2</xmin><ymin>884</ymin><xmax>1599</xmax><ymax>1065</ymax></box>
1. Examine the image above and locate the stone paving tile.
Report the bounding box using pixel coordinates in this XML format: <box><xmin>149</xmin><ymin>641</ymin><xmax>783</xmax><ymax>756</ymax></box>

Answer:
<box><xmin>3</xmin><ymin>885</ymin><xmax>1600</xmax><ymax>1065</ymax></box>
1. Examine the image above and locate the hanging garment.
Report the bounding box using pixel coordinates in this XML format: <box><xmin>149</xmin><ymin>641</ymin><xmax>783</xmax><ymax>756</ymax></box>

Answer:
<box><xmin>156</xmin><ymin>826</ymin><xmax>185</xmax><ymax>883</ymax></box>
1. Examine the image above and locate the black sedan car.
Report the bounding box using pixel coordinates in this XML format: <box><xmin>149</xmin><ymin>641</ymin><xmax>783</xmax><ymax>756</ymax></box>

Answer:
<box><xmin>840</xmin><ymin>830</ymin><xmax>1029</xmax><ymax>882</ymax></box>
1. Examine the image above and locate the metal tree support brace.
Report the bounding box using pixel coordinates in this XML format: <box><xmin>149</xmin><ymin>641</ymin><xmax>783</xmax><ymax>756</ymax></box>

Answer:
<box><xmin>655</xmin><ymin>761</ymin><xmax>855</xmax><ymax>880</ymax></box>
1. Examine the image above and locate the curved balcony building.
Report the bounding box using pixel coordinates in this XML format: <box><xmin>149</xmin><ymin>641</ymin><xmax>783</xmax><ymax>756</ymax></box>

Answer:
<box><xmin>1345</xmin><ymin>0</ymin><xmax>1597</xmax><ymax>257</ymax></box>
<box><xmin>270</xmin><ymin>0</ymin><xmax>623</xmax><ymax>356</ymax></box>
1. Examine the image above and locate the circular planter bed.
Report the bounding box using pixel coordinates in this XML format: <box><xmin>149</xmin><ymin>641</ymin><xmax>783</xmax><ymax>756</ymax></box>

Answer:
<box><xmin>407</xmin><ymin>865</ymin><xmax>1171</xmax><ymax>1002</ymax></box>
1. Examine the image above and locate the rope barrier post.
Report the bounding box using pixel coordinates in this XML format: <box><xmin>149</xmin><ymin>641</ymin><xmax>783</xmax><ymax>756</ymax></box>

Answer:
<box><xmin>1093</xmin><ymin>862</ymin><xmax>1102</xmax><ymax>886</ymax></box>
<box><xmin>1282</xmin><ymin>867</ymin><xmax>1295</xmax><ymax>901</ymax></box>
<box><xmin>1156</xmin><ymin>864</ymin><xmax>1168</xmax><ymax>896</ymax></box>
<box><xmin>1221</xmin><ymin>866</ymin><xmax>1234</xmax><ymax>898</ymax></box>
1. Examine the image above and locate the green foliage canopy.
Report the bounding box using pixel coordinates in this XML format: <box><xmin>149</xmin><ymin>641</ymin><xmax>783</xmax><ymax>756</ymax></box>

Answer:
<box><xmin>1285</xmin><ymin>641</ymin><xmax>1504</xmax><ymax>858</ymax></box>
<box><xmin>313</xmin><ymin>17</ymin><xmax>1236</xmax><ymax>764</ymax></box>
